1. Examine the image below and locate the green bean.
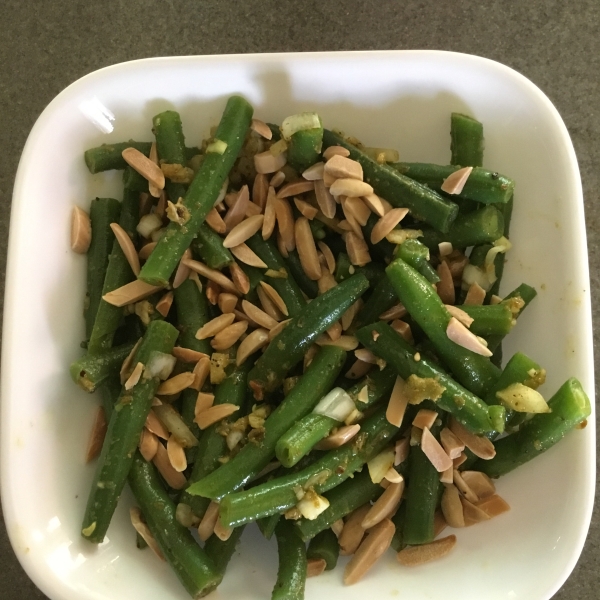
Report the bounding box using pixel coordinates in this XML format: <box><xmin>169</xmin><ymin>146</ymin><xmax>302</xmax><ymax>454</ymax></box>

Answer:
<box><xmin>188</xmin><ymin>346</ymin><xmax>346</xmax><ymax>500</ymax></box>
<box><xmin>385</xmin><ymin>258</ymin><xmax>500</xmax><ymax>397</ymax></box>
<box><xmin>459</xmin><ymin>304</ymin><xmax>515</xmax><ymax>336</ymax></box>
<box><xmin>488</xmin><ymin>405</ymin><xmax>507</xmax><ymax>433</ymax></box>
<box><xmin>191</xmin><ymin>223</ymin><xmax>234</xmax><ymax>270</ymax></box>
<box><xmin>81</xmin><ymin>320</ymin><xmax>179</xmax><ymax>543</ymax></box>
<box><xmin>70</xmin><ymin>342</ymin><xmax>135</xmax><ymax>393</ymax></box>
<box><xmin>84</xmin><ymin>141</ymin><xmax>152</xmax><ymax>174</ymax></box>
<box><xmin>286</xmin><ymin>117</ymin><xmax>323</xmax><ymax>173</ymax></box>
<box><xmin>335</xmin><ymin>252</ymin><xmax>385</xmax><ymax>286</ymax></box>
<box><xmin>308</xmin><ymin>217</ymin><xmax>327</xmax><ymax>241</ymax></box>
<box><xmin>363</xmin><ymin>213</ymin><xmax>396</xmax><ymax>260</ymax></box>
<box><xmin>85</xmin><ymin>198</ymin><xmax>121</xmax><ymax>339</ymax></box>
<box><xmin>390</xmin><ymin>501</ymin><xmax>407</xmax><ymax>551</ymax></box>
<box><xmin>353</xmin><ymin>276</ymin><xmax>397</xmax><ymax>330</ymax></box>
<box><xmin>356</xmin><ymin>322</ymin><xmax>494</xmax><ymax>433</ymax></box>
<box><xmin>238</xmin><ymin>262</ymin><xmax>264</xmax><ymax>298</ymax></box>
<box><xmin>475</xmin><ymin>378</ymin><xmax>591</xmax><ymax>478</ymax></box>
<box><xmin>322</xmin><ymin>129</ymin><xmax>458</xmax><ymax>232</ymax></box>
<box><xmin>487</xmin><ymin>194</ymin><xmax>514</xmax><ymax>299</ymax></box>
<box><xmin>307</xmin><ymin>529</ymin><xmax>340</xmax><ymax>570</ymax></box>
<box><xmin>245</xmin><ymin>234</ymin><xmax>306</xmax><ymax>316</ymax></box>
<box><xmin>218</xmin><ymin>407</ymin><xmax>397</xmax><ymax>528</ymax></box>
<box><xmin>88</xmin><ymin>189</ymin><xmax>139</xmax><ymax>353</ymax></box>
<box><xmin>450</xmin><ymin>113</ymin><xmax>484</xmax><ymax>167</ymax></box>
<box><xmin>99</xmin><ymin>375</ymin><xmax>123</xmax><ymax>416</ymax></box>
<box><xmin>128</xmin><ymin>454</ymin><xmax>222</xmax><ymax>597</ymax></box>
<box><xmin>257</xmin><ymin>514</ymin><xmax>281</xmax><ymax>540</ymax></box>
<box><xmin>122</xmin><ymin>166</ymin><xmax>149</xmax><ymax>192</ymax></box>
<box><xmin>295</xmin><ymin>468</ymin><xmax>382</xmax><ymax>541</ymax></box>
<box><xmin>173</xmin><ymin>279</ymin><xmax>212</xmax><ymax>354</ymax></box>
<box><xmin>396</xmin><ymin>239</ymin><xmax>440</xmax><ymax>284</ymax></box>
<box><xmin>285</xmin><ymin>250</ymin><xmax>319</xmax><ymax>298</ymax></box>
<box><xmin>204</xmin><ymin>526</ymin><xmax>245</xmax><ymax>577</ymax></box>
<box><xmin>154</xmin><ymin>110</ymin><xmax>186</xmax><ymax>164</ymax></box>
<box><xmin>139</xmin><ymin>96</ymin><xmax>253</xmax><ymax>286</ymax></box>
<box><xmin>272</xmin><ymin>521</ymin><xmax>307</xmax><ymax>600</ymax></box>
<box><xmin>391</xmin><ymin>163</ymin><xmax>514</xmax><ymax>205</ymax></box>
<box><xmin>247</xmin><ymin>274</ymin><xmax>369</xmax><ymax>398</ymax></box>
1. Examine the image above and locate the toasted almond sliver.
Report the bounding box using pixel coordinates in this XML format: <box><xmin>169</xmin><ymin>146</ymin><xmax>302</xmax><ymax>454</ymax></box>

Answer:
<box><xmin>362</xmin><ymin>193</ymin><xmax>386</xmax><ymax>217</ymax></box>
<box><xmin>346</xmin><ymin>232</ymin><xmax>371</xmax><ymax>267</ymax></box>
<box><xmin>461</xmin><ymin>497</ymin><xmax>491</xmax><ymax>526</ymax></box>
<box><xmin>339</xmin><ymin>504</ymin><xmax>371</xmax><ymax>556</ymax></box>
<box><xmin>445</xmin><ymin>305</ymin><xmax>474</xmax><ymax>328</ymax></box>
<box><xmin>384</xmin><ymin>467</ymin><xmax>403</xmax><ymax>484</ymax></box>
<box><xmin>183</xmin><ymin>258</ymin><xmax>239</xmax><ymax>295</ymax></box>
<box><xmin>379</xmin><ymin>304</ymin><xmax>407</xmax><ymax>321</ymax></box>
<box><xmin>316</xmin><ymin>424</ymin><xmax>361</xmax><ymax>450</ymax></box>
<box><xmin>323</xmin><ymin>145</ymin><xmax>350</xmax><ymax>160</ymax></box>
<box><xmin>302</xmin><ymin>162</ymin><xmax>325</xmax><ymax>181</ymax></box>
<box><xmin>268</xmin><ymin>318</ymin><xmax>292</xmax><ymax>341</ymax></box>
<box><xmin>446</xmin><ymin>317</ymin><xmax>493</xmax><ymax>357</ymax></box>
<box><xmin>397</xmin><ymin>535</ymin><xmax>457</xmax><ymax>566</ymax></box>
<box><xmin>230</xmin><ymin>243</ymin><xmax>268</xmax><ymax>268</ymax></box>
<box><xmin>441</xmin><ymin>484</ymin><xmax>465</xmax><ymax>528</ymax></box>
<box><xmin>205</xmin><ymin>279</ymin><xmax>220</xmax><ymax>304</ymax></box>
<box><xmin>461</xmin><ymin>471</ymin><xmax>496</xmax><ymax>499</ymax></box>
<box><xmin>394</xmin><ymin>437</ymin><xmax>410</xmax><ymax>466</ymax></box>
<box><xmin>257</xmin><ymin>286</ymin><xmax>284</xmax><ymax>321</ymax></box>
<box><xmin>167</xmin><ymin>436</ymin><xmax>187</xmax><ymax>472</ymax></box>
<box><xmin>148</xmin><ymin>142</ymin><xmax>161</xmax><ymax>197</ymax></box>
<box><xmin>440</xmin><ymin>427</ymin><xmax>466</xmax><ymax>459</ymax></box>
<box><xmin>277</xmin><ymin>180</ymin><xmax>315</xmax><ymax>198</ymax></box>
<box><xmin>85</xmin><ymin>406</ymin><xmax>108</xmax><ymax>463</ymax></box>
<box><xmin>275</xmin><ymin>198</ymin><xmax>296</xmax><ymax>252</ymax></box>
<box><xmin>228</xmin><ymin>261</ymin><xmax>250</xmax><ymax>295</ymax></box>
<box><xmin>195</xmin><ymin>403</ymin><xmax>240</xmax><ymax>430</ymax></box>
<box><xmin>441</xmin><ymin>166</ymin><xmax>473</xmax><ymax>195</ymax></box>
<box><xmin>213</xmin><ymin>518</ymin><xmax>233</xmax><ymax>541</ymax></box>
<box><xmin>307</xmin><ymin>558</ymin><xmax>327</xmax><ymax>577</ymax></box>
<box><xmin>122</xmin><ymin>147</ymin><xmax>165</xmax><ymax>191</ymax></box>
<box><xmin>327</xmin><ymin>321</ymin><xmax>343</xmax><ymax>341</ymax></box>
<box><xmin>412</xmin><ymin>409</ymin><xmax>439</xmax><ymax>430</ymax></box>
<box><xmin>139</xmin><ymin>428</ymin><xmax>159</xmax><ymax>461</ymax></box>
<box><xmin>218</xmin><ymin>292</ymin><xmax>239</xmax><ymax>314</ymax></box>
<box><xmin>255</xmin><ymin>150</ymin><xmax>287</xmax><ymax>175</ymax></box>
<box><xmin>362</xmin><ymin>481</ymin><xmax>404</xmax><ymax>529</ymax></box>
<box><xmin>449</xmin><ymin>418</ymin><xmax>496</xmax><ymax>460</ymax></box>
<box><xmin>71</xmin><ymin>206</ymin><xmax>92</xmax><ymax>253</ymax></box>
<box><xmin>344</xmin><ymin>519</ymin><xmax>396</xmax><ymax>585</ymax></box>
<box><xmin>198</xmin><ymin>501</ymin><xmax>220</xmax><ymax>542</ymax></box>
<box><xmin>103</xmin><ymin>280</ymin><xmax>163</xmax><ymax>307</ymax></box>
<box><xmin>475</xmin><ymin>494</ymin><xmax>511</xmax><ymax>518</ymax></box>
<box><xmin>223</xmin><ymin>185</ymin><xmax>251</xmax><ymax>232</ymax></box>
<box><xmin>138</xmin><ymin>241</ymin><xmax>157</xmax><ymax>261</ymax></box>
<box><xmin>246</xmin><ymin>198</ymin><xmax>264</xmax><ymax>215</ymax></box>
<box><xmin>251</xmin><ymin>118</ymin><xmax>272</xmax><ymax>140</ymax></box>
<box><xmin>370</xmin><ymin>208</ymin><xmax>409</xmax><ymax>244</ymax></box>
<box><xmin>324</xmin><ymin>155</ymin><xmax>363</xmax><ymax>181</ymax></box>
<box><xmin>130</xmin><ymin>507</ymin><xmax>165</xmax><ymax>561</ymax></box>
<box><xmin>252</xmin><ymin>173</ymin><xmax>269</xmax><ymax>209</ymax></box>
<box><xmin>341</xmin><ymin>299</ymin><xmax>362</xmax><ymax>332</ymax></box>
<box><xmin>391</xmin><ymin>319</ymin><xmax>413</xmax><ymax>343</ymax></box>
<box><xmin>354</xmin><ymin>348</ymin><xmax>378</xmax><ymax>364</ymax></box>
<box><xmin>331</xmin><ymin>519</ymin><xmax>345</xmax><ymax>538</ymax></box>
<box><xmin>153</xmin><ymin>442</ymin><xmax>187</xmax><ymax>490</ymax></box>
<box><xmin>270</xmin><ymin>171</ymin><xmax>286</xmax><ymax>188</ymax></box>
<box><xmin>242</xmin><ymin>299</ymin><xmax>278</xmax><ymax>329</ymax></box>
<box><xmin>262</xmin><ymin>186</ymin><xmax>277</xmax><ymax>239</ymax></box>
<box><xmin>205</xmin><ymin>207</ymin><xmax>227</xmax><ymax>234</ymax></box>
<box><xmin>453</xmin><ymin>469</ymin><xmax>480</xmax><ymax>503</ymax></box>
<box><xmin>490</xmin><ymin>294</ymin><xmax>503</xmax><ymax>305</ymax></box>
<box><xmin>315</xmin><ymin>241</ymin><xmax>335</xmax><ymax>275</ymax></box>
<box><xmin>211</xmin><ymin>320</ymin><xmax>249</xmax><ymax>351</ymax></box>
<box><xmin>316</xmin><ymin>334</ymin><xmax>359</xmax><ymax>351</ymax></box>
<box><xmin>436</xmin><ymin>260</ymin><xmax>456</xmax><ymax>305</ymax></box>
<box><xmin>386</xmin><ymin>376</ymin><xmax>409</xmax><ymax>427</ymax></box>
<box><xmin>259</xmin><ymin>281</ymin><xmax>289</xmax><ymax>316</ymax></box>
<box><xmin>145</xmin><ymin>409</ymin><xmax>169</xmax><ymax>439</ymax></box>
<box><xmin>223</xmin><ymin>214</ymin><xmax>265</xmax><ymax>248</ymax></box>
<box><xmin>125</xmin><ymin>362</ymin><xmax>144</xmax><ymax>390</ymax></box>
<box><xmin>157</xmin><ymin>372</ymin><xmax>195</xmax><ymax>395</ymax></box>
<box><xmin>453</xmin><ymin>452</ymin><xmax>468</xmax><ymax>468</ymax></box>
<box><xmin>172</xmin><ymin>347</ymin><xmax>210</xmax><ymax>364</ymax></box>
<box><xmin>237</xmin><ymin>328</ymin><xmax>270</xmax><ymax>365</ymax></box>
<box><xmin>421</xmin><ymin>427</ymin><xmax>453</xmax><ymax>472</ymax></box>
<box><xmin>110</xmin><ymin>222</ymin><xmax>140</xmax><ymax>275</ymax></box>
<box><xmin>196</xmin><ymin>313</ymin><xmax>236</xmax><ymax>341</ymax></box>
<box><xmin>194</xmin><ymin>392</ymin><xmax>215</xmax><ymax>417</ymax></box>
<box><xmin>294</xmin><ymin>197</ymin><xmax>319</xmax><ymax>220</ymax></box>
<box><xmin>340</xmin><ymin>206</ymin><xmax>364</xmax><ymax>238</ymax></box>
<box><xmin>344</xmin><ymin>196</ymin><xmax>371</xmax><ymax>226</ymax></box>
<box><xmin>317</xmin><ymin>270</ymin><xmax>338</xmax><ymax>294</ymax></box>
<box><xmin>464</xmin><ymin>282</ymin><xmax>487</xmax><ymax>306</ymax></box>
<box><xmin>439</xmin><ymin>241</ymin><xmax>453</xmax><ymax>257</ymax></box>
<box><xmin>172</xmin><ymin>248</ymin><xmax>193</xmax><ymax>289</ymax></box>
<box><xmin>295</xmin><ymin>217</ymin><xmax>322</xmax><ymax>281</ymax></box>
<box><xmin>314</xmin><ymin>179</ymin><xmax>337</xmax><ymax>219</ymax></box>
<box><xmin>155</xmin><ymin>291</ymin><xmax>174</xmax><ymax>318</ymax></box>
<box><xmin>440</xmin><ymin>465</ymin><xmax>454</xmax><ymax>484</ymax></box>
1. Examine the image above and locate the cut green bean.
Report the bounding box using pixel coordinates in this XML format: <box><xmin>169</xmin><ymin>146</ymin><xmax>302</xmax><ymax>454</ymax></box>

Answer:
<box><xmin>396</xmin><ymin>239</ymin><xmax>440</xmax><ymax>284</ymax></box>
<box><xmin>191</xmin><ymin>223</ymin><xmax>234</xmax><ymax>270</ymax></box>
<box><xmin>99</xmin><ymin>375</ymin><xmax>123</xmax><ymax>416</ymax></box>
<box><xmin>363</xmin><ymin>213</ymin><xmax>396</xmax><ymax>260</ymax></box>
<box><xmin>122</xmin><ymin>166</ymin><xmax>149</xmax><ymax>193</ymax></box>
<box><xmin>204</xmin><ymin>526</ymin><xmax>245</xmax><ymax>577</ymax></box>
<box><xmin>450</xmin><ymin>113</ymin><xmax>484</xmax><ymax>167</ymax></box>
<box><xmin>257</xmin><ymin>513</ymin><xmax>281</xmax><ymax>540</ymax></box>
<box><xmin>335</xmin><ymin>252</ymin><xmax>385</xmax><ymax>286</ymax></box>
<box><xmin>390</xmin><ymin>501</ymin><xmax>407</xmax><ymax>551</ymax></box>
<box><xmin>307</xmin><ymin>529</ymin><xmax>340</xmax><ymax>570</ymax></box>
<box><xmin>84</xmin><ymin>141</ymin><xmax>152</xmax><ymax>174</ymax></box>
<box><xmin>459</xmin><ymin>304</ymin><xmax>515</xmax><ymax>337</ymax></box>
<box><xmin>286</xmin><ymin>115</ymin><xmax>323</xmax><ymax>173</ymax></box>
<box><xmin>272</xmin><ymin>521</ymin><xmax>307</xmax><ymax>600</ymax></box>
<box><xmin>353</xmin><ymin>276</ymin><xmax>397</xmax><ymax>330</ymax></box>
<box><xmin>173</xmin><ymin>279</ymin><xmax>212</xmax><ymax>354</ymax></box>
<box><xmin>70</xmin><ymin>342</ymin><xmax>135</xmax><ymax>393</ymax></box>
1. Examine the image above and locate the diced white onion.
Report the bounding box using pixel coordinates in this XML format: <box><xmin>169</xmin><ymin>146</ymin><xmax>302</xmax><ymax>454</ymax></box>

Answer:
<box><xmin>136</xmin><ymin>213</ymin><xmax>163</xmax><ymax>238</ymax></box>
<box><xmin>150</xmin><ymin>227</ymin><xmax>166</xmax><ymax>243</ymax></box>
<box><xmin>269</xmin><ymin>139</ymin><xmax>288</xmax><ymax>157</ymax></box>
<box><xmin>462</xmin><ymin>263</ymin><xmax>493</xmax><ymax>292</ymax></box>
<box><xmin>146</xmin><ymin>351</ymin><xmax>177</xmax><ymax>380</ymax></box>
<box><xmin>281</xmin><ymin>112</ymin><xmax>321</xmax><ymax>141</ymax></box>
<box><xmin>386</xmin><ymin>229</ymin><xmax>423</xmax><ymax>245</ymax></box>
<box><xmin>206</xmin><ymin>139</ymin><xmax>228</xmax><ymax>154</ymax></box>
<box><xmin>362</xmin><ymin>147</ymin><xmax>400</xmax><ymax>162</ymax></box>
<box><xmin>367</xmin><ymin>448</ymin><xmax>395</xmax><ymax>483</ymax></box>
<box><xmin>496</xmin><ymin>383</ymin><xmax>551</xmax><ymax>413</ymax></box>
<box><xmin>313</xmin><ymin>387</ymin><xmax>355</xmax><ymax>421</ymax></box>
<box><xmin>483</xmin><ymin>236</ymin><xmax>512</xmax><ymax>284</ymax></box>
<box><xmin>296</xmin><ymin>490</ymin><xmax>330</xmax><ymax>520</ymax></box>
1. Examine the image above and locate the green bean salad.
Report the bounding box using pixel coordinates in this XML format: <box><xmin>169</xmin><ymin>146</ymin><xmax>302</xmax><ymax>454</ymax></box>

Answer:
<box><xmin>70</xmin><ymin>97</ymin><xmax>591</xmax><ymax>599</ymax></box>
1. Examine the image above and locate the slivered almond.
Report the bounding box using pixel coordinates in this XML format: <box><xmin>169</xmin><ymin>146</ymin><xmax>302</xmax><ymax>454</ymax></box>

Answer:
<box><xmin>327</xmin><ymin>321</ymin><xmax>343</xmax><ymax>341</ymax></box>
<box><xmin>251</xmin><ymin>118</ymin><xmax>272</xmax><ymax>140</ymax></box>
<box><xmin>394</xmin><ymin>437</ymin><xmax>410</xmax><ymax>465</ymax></box>
<box><xmin>397</xmin><ymin>535</ymin><xmax>457</xmax><ymax>566</ymax></box>
<box><xmin>229</xmin><ymin>262</ymin><xmax>251</xmax><ymax>295</ymax></box>
<box><xmin>324</xmin><ymin>171</ymin><xmax>337</xmax><ymax>187</ymax></box>
<box><xmin>71</xmin><ymin>206</ymin><xmax>92</xmax><ymax>253</ymax></box>
<box><xmin>218</xmin><ymin>292</ymin><xmax>239</xmax><ymax>314</ymax></box>
<box><xmin>196</xmin><ymin>313</ymin><xmax>236</xmax><ymax>339</ymax></box>
<box><xmin>230</xmin><ymin>243</ymin><xmax>268</xmax><ymax>270</ymax></box>
<box><xmin>339</xmin><ymin>504</ymin><xmax>371</xmax><ymax>556</ymax></box>
<box><xmin>223</xmin><ymin>185</ymin><xmax>250</xmax><ymax>231</ymax></box>
<box><xmin>307</xmin><ymin>558</ymin><xmax>327</xmax><ymax>577</ymax></box>
<box><xmin>125</xmin><ymin>362</ymin><xmax>144</xmax><ymax>390</ymax></box>
<box><xmin>436</xmin><ymin>260</ymin><xmax>455</xmax><ymax>304</ymax></box>
<box><xmin>275</xmin><ymin>198</ymin><xmax>296</xmax><ymax>251</ymax></box>
<box><xmin>339</xmin><ymin>206</ymin><xmax>364</xmax><ymax>237</ymax></box>
<box><xmin>153</xmin><ymin>442</ymin><xmax>187</xmax><ymax>489</ymax></box>
<box><xmin>341</xmin><ymin>299</ymin><xmax>361</xmax><ymax>331</ymax></box>
<box><xmin>445</xmin><ymin>305</ymin><xmax>474</xmax><ymax>327</ymax></box>
<box><xmin>276</xmin><ymin>231</ymin><xmax>289</xmax><ymax>257</ymax></box>
<box><xmin>183</xmin><ymin>258</ymin><xmax>239</xmax><ymax>295</ymax></box>
<box><xmin>156</xmin><ymin>291</ymin><xmax>174</xmax><ymax>317</ymax></box>
<box><xmin>386</xmin><ymin>376</ymin><xmax>409</xmax><ymax>427</ymax></box>
<box><xmin>155</xmin><ymin>191</ymin><xmax>167</xmax><ymax>217</ymax></box>
<box><xmin>331</xmin><ymin>519</ymin><xmax>344</xmax><ymax>538</ymax></box>
<box><xmin>294</xmin><ymin>197</ymin><xmax>319</xmax><ymax>220</ymax></box>
<box><xmin>461</xmin><ymin>497</ymin><xmax>491</xmax><ymax>526</ymax></box>
<box><xmin>205</xmin><ymin>207</ymin><xmax>227</xmax><ymax>233</ymax></box>
<box><xmin>346</xmin><ymin>232</ymin><xmax>371</xmax><ymax>266</ymax></box>
<box><xmin>475</xmin><ymin>494</ymin><xmax>510</xmax><ymax>518</ymax></box>
<box><xmin>412</xmin><ymin>409</ymin><xmax>439</xmax><ymax>430</ymax></box>
<box><xmin>173</xmin><ymin>248</ymin><xmax>192</xmax><ymax>289</ymax></box>
<box><xmin>464</xmin><ymin>282</ymin><xmax>486</xmax><ymax>305</ymax></box>
<box><xmin>85</xmin><ymin>406</ymin><xmax>107</xmax><ymax>463</ymax></box>
<box><xmin>344</xmin><ymin>196</ymin><xmax>371</xmax><ymax>226</ymax></box>
<box><xmin>110</xmin><ymin>222</ymin><xmax>141</xmax><ymax>275</ymax></box>
<box><xmin>148</xmin><ymin>142</ymin><xmax>161</xmax><ymax>197</ymax></box>
<box><xmin>421</xmin><ymin>427</ymin><xmax>453</xmax><ymax>472</ymax></box>
<box><xmin>198</xmin><ymin>501</ymin><xmax>220</xmax><ymax>542</ymax></box>
<box><xmin>295</xmin><ymin>217</ymin><xmax>322</xmax><ymax>281</ymax></box>
<box><xmin>314</xmin><ymin>179</ymin><xmax>337</xmax><ymax>219</ymax></box>
<box><xmin>317</xmin><ymin>270</ymin><xmax>337</xmax><ymax>294</ymax></box>
<box><xmin>205</xmin><ymin>279</ymin><xmax>220</xmax><ymax>304</ymax></box>
<box><xmin>440</xmin><ymin>427</ymin><xmax>465</xmax><ymax>459</ymax></box>
<box><xmin>213</xmin><ymin>518</ymin><xmax>233</xmax><ymax>541</ymax></box>
<box><xmin>268</xmin><ymin>318</ymin><xmax>291</xmax><ymax>340</ymax></box>
<box><xmin>361</xmin><ymin>193</ymin><xmax>386</xmax><ymax>217</ymax></box>
<box><xmin>139</xmin><ymin>192</ymin><xmax>153</xmax><ymax>216</ymax></box>
<box><xmin>257</xmin><ymin>286</ymin><xmax>284</xmax><ymax>321</ymax></box>
<box><xmin>122</xmin><ymin>147</ymin><xmax>165</xmax><ymax>192</ymax></box>
<box><xmin>362</xmin><ymin>481</ymin><xmax>404</xmax><ymax>529</ymax></box>
<box><xmin>270</xmin><ymin>171</ymin><xmax>285</xmax><ymax>188</ymax></box>
<box><xmin>302</xmin><ymin>162</ymin><xmax>325</xmax><ymax>181</ymax></box>
<box><xmin>172</xmin><ymin>347</ymin><xmax>209</xmax><ymax>364</ymax></box>
<box><xmin>194</xmin><ymin>392</ymin><xmax>215</xmax><ymax>416</ymax></box>
<box><xmin>139</xmin><ymin>428</ymin><xmax>159</xmax><ymax>461</ymax></box>
<box><xmin>330</xmin><ymin>178</ymin><xmax>373</xmax><ymax>198</ymax></box>
<box><xmin>167</xmin><ymin>436</ymin><xmax>187</xmax><ymax>472</ymax></box>
<box><xmin>103</xmin><ymin>280</ymin><xmax>163</xmax><ymax>307</ymax></box>
<box><xmin>370</xmin><ymin>208</ymin><xmax>409</xmax><ymax>244</ymax></box>
<box><xmin>453</xmin><ymin>452</ymin><xmax>468</xmax><ymax>468</ymax></box>
<box><xmin>190</xmin><ymin>357</ymin><xmax>211</xmax><ymax>391</ymax></box>
<box><xmin>211</xmin><ymin>320</ymin><xmax>248</xmax><ymax>351</ymax></box>
<box><xmin>259</xmin><ymin>281</ymin><xmax>289</xmax><ymax>316</ymax></box>
<box><xmin>454</xmin><ymin>468</ymin><xmax>479</xmax><ymax>503</ymax></box>
<box><xmin>130</xmin><ymin>507</ymin><xmax>165</xmax><ymax>560</ymax></box>
<box><xmin>354</xmin><ymin>348</ymin><xmax>378</xmax><ymax>364</ymax></box>
<box><xmin>324</xmin><ymin>154</ymin><xmax>363</xmax><ymax>180</ymax></box>
<box><xmin>440</xmin><ymin>465</ymin><xmax>454</xmax><ymax>484</ymax></box>
<box><xmin>237</xmin><ymin>328</ymin><xmax>270</xmax><ymax>365</ymax></box>
<box><xmin>157</xmin><ymin>372</ymin><xmax>195</xmax><ymax>395</ymax></box>
<box><xmin>446</xmin><ymin>317</ymin><xmax>492</xmax><ymax>357</ymax></box>
<box><xmin>304</xmin><ymin>344</ymin><xmax>319</xmax><ymax>371</ymax></box>
<box><xmin>323</xmin><ymin>145</ymin><xmax>350</xmax><ymax>160</ymax></box>
<box><xmin>391</xmin><ymin>319</ymin><xmax>413</xmax><ymax>343</ymax></box>
<box><xmin>384</xmin><ymin>467</ymin><xmax>403</xmax><ymax>484</ymax></box>
<box><xmin>316</xmin><ymin>424</ymin><xmax>361</xmax><ymax>450</ymax></box>
<box><xmin>344</xmin><ymin>519</ymin><xmax>395</xmax><ymax>585</ymax></box>
<box><xmin>252</xmin><ymin>173</ymin><xmax>269</xmax><ymax>209</ymax></box>
<box><xmin>138</xmin><ymin>242</ymin><xmax>157</xmax><ymax>260</ymax></box>
<box><xmin>223</xmin><ymin>214</ymin><xmax>264</xmax><ymax>248</ymax></box>
<box><xmin>461</xmin><ymin>471</ymin><xmax>496</xmax><ymax>499</ymax></box>
<box><xmin>379</xmin><ymin>304</ymin><xmax>407</xmax><ymax>320</ymax></box>
<box><xmin>242</xmin><ymin>299</ymin><xmax>278</xmax><ymax>329</ymax></box>
<box><xmin>317</xmin><ymin>241</ymin><xmax>336</xmax><ymax>274</ymax></box>
<box><xmin>255</xmin><ymin>150</ymin><xmax>287</xmax><ymax>174</ymax></box>
<box><xmin>262</xmin><ymin>186</ymin><xmax>277</xmax><ymax>239</ymax></box>
<box><xmin>441</xmin><ymin>166</ymin><xmax>473</xmax><ymax>195</ymax></box>
<box><xmin>195</xmin><ymin>403</ymin><xmax>240</xmax><ymax>429</ymax></box>
<box><xmin>277</xmin><ymin>180</ymin><xmax>315</xmax><ymax>198</ymax></box>
<box><xmin>246</xmin><ymin>202</ymin><xmax>263</xmax><ymax>216</ymax></box>
<box><xmin>145</xmin><ymin>409</ymin><xmax>169</xmax><ymax>439</ymax></box>
<box><xmin>449</xmin><ymin>417</ymin><xmax>496</xmax><ymax>460</ymax></box>
<box><xmin>439</xmin><ymin>241</ymin><xmax>453</xmax><ymax>257</ymax></box>
<box><xmin>490</xmin><ymin>294</ymin><xmax>503</xmax><ymax>305</ymax></box>
<box><xmin>316</xmin><ymin>334</ymin><xmax>358</xmax><ymax>351</ymax></box>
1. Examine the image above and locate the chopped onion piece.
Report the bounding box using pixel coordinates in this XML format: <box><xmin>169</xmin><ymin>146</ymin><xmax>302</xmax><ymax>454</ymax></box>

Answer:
<box><xmin>484</xmin><ymin>236</ymin><xmax>512</xmax><ymax>284</ymax></box>
<box><xmin>313</xmin><ymin>387</ymin><xmax>355</xmax><ymax>421</ymax></box>
<box><xmin>367</xmin><ymin>448</ymin><xmax>395</xmax><ymax>483</ymax></box>
<box><xmin>496</xmin><ymin>383</ymin><xmax>551</xmax><ymax>413</ymax></box>
<box><xmin>386</xmin><ymin>229</ymin><xmax>423</xmax><ymax>245</ymax></box>
<box><xmin>281</xmin><ymin>112</ymin><xmax>321</xmax><ymax>140</ymax></box>
<box><xmin>206</xmin><ymin>139</ymin><xmax>227</xmax><ymax>154</ymax></box>
<box><xmin>362</xmin><ymin>147</ymin><xmax>400</xmax><ymax>162</ymax></box>
<box><xmin>462</xmin><ymin>263</ymin><xmax>493</xmax><ymax>292</ymax></box>
<box><xmin>153</xmin><ymin>404</ymin><xmax>199</xmax><ymax>448</ymax></box>
<box><xmin>145</xmin><ymin>351</ymin><xmax>177</xmax><ymax>380</ymax></box>
<box><xmin>136</xmin><ymin>213</ymin><xmax>163</xmax><ymax>238</ymax></box>
<box><xmin>297</xmin><ymin>489</ymin><xmax>330</xmax><ymax>520</ymax></box>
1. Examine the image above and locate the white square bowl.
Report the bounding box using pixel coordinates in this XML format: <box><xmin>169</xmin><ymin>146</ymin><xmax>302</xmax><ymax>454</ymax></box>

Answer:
<box><xmin>1</xmin><ymin>50</ymin><xmax>595</xmax><ymax>600</ymax></box>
